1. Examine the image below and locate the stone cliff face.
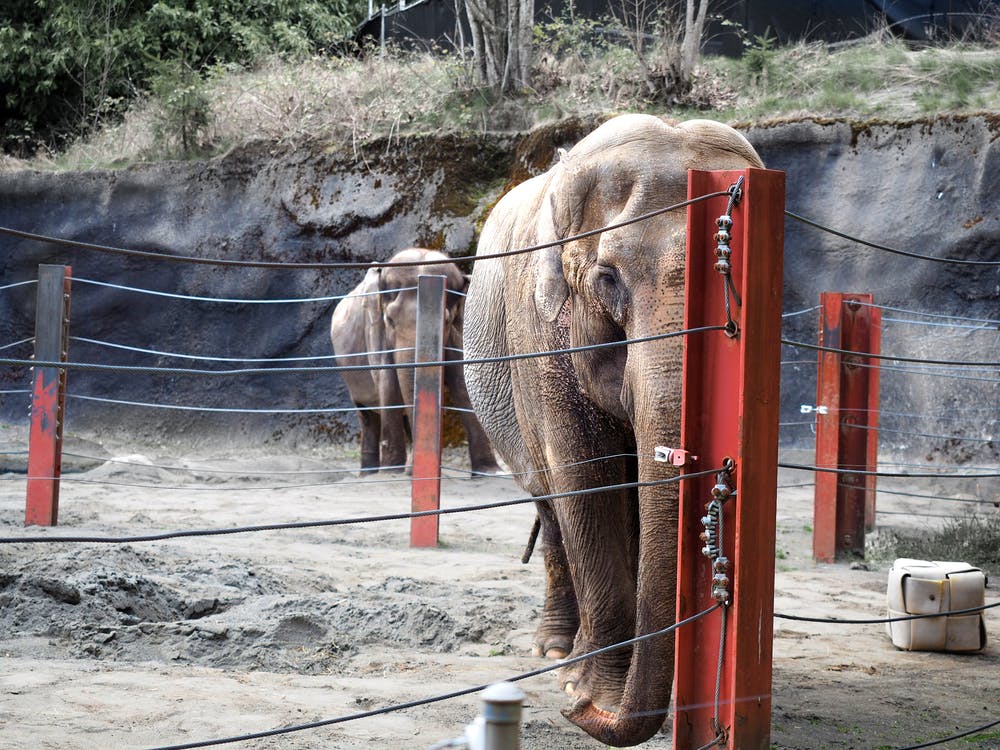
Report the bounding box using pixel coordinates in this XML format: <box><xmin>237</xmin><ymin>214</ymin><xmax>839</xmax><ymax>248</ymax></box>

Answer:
<box><xmin>747</xmin><ymin>116</ymin><xmax>999</xmax><ymax>465</ymax></box>
<box><xmin>1</xmin><ymin>117</ymin><xmax>997</xmax><ymax>460</ymax></box>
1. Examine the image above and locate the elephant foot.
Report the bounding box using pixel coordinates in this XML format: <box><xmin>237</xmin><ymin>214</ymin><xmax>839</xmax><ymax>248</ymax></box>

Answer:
<box><xmin>530</xmin><ymin>612</ymin><xmax>577</xmax><ymax>660</ymax></box>
<box><xmin>531</xmin><ymin>639</ymin><xmax>571</xmax><ymax>659</ymax></box>
<box><xmin>560</xmin><ymin>669</ymin><xmax>625</xmax><ymax>716</ymax></box>
<box><xmin>557</xmin><ymin>638</ymin><xmax>629</xmax><ymax>713</ymax></box>
<box><xmin>470</xmin><ymin>460</ymin><xmax>502</xmax><ymax>477</ymax></box>
<box><xmin>359</xmin><ymin>451</ymin><xmax>380</xmax><ymax>473</ymax></box>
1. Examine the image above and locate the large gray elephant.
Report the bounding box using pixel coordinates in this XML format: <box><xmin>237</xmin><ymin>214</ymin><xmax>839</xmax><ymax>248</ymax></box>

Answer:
<box><xmin>330</xmin><ymin>248</ymin><xmax>499</xmax><ymax>474</ymax></box>
<box><xmin>463</xmin><ymin>115</ymin><xmax>764</xmax><ymax>746</ymax></box>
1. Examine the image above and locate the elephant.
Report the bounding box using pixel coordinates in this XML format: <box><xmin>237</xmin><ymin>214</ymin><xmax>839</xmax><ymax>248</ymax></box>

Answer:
<box><xmin>330</xmin><ymin>248</ymin><xmax>500</xmax><ymax>475</ymax></box>
<box><xmin>463</xmin><ymin>115</ymin><xmax>764</xmax><ymax>746</ymax></box>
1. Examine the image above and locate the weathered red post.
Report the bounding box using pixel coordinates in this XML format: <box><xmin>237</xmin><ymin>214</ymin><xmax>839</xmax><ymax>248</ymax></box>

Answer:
<box><xmin>863</xmin><ymin>305</ymin><xmax>881</xmax><ymax>532</ymax></box>
<box><xmin>26</xmin><ymin>264</ymin><xmax>72</xmax><ymax>526</ymax></box>
<box><xmin>675</xmin><ymin>168</ymin><xmax>784</xmax><ymax>750</ymax></box>
<box><xmin>410</xmin><ymin>274</ymin><xmax>445</xmax><ymax>547</ymax></box>
<box><xmin>812</xmin><ymin>292</ymin><xmax>881</xmax><ymax>563</ymax></box>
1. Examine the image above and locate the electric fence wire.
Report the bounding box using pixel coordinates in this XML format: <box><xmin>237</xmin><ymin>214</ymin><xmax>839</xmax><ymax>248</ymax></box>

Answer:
<box><xmin>28</xmin><ymin>449</ymin><xmax>635</xmax><ymax>481</ymax></box>
<box><xmin>0</xmin><ymin>325</ymin><xmax>727</xmax><ymax>376</ymax></box>
<box><xmin>0</xmin><ymin>189</ymin><xmax>732</xmax><ymax>270</ymax></box>
<box><xmin>69</xmin><ymin>335</ymin><xmax>416</xmax><ymax>364</ymax></box>
<box><xmin>779</xmin><ymin>463</ymin><xmax>1000</xmax><ymax>479</ymax></box>
<box><xmin>0</xmin><ymin>470</ymin><xmax>719</xmax><ymax>545</ymax></box>
<box><xmin>74</xmin><ymin>277</ymin><xmax>419</xmax><ymax>304</ymax></box>
<box><xmin>859</xmin><ymin>300</ymin><xmax>1000</xmax><ymax>327</ymax></box>
<box><xmin>0</xmin><ymin>337</ymin><xmax>33</xmax><ymax>352</ymax></box>
<box><xmin>0</xmin><ymin>279</ymin><xmax>37</xmax><ymax>292</ymax></box>
<box><xmin>0</xmin><ymin>452</ymin><xmax>645</xmax><ymax>498</ymax></box>
<box><xmin>785</xmin><ymin>210</ymin><xmax>1000</xmax><ymax>266</ymax></box>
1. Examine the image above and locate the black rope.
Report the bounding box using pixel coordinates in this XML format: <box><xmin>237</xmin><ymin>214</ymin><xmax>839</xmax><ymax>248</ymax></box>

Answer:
<box><xmin>786</xmin><ymin>210</ymin><xmax>1000</xmax><ymax>267</ymax></box>
<box><xmin>774</xmin><ymin>600</ymin><xmax>1000</xmax><ymax>625</ymax></box>
<box><xmin>893</xmin><ymin>716</ymin><xmax>1000</xmax><ymax>750</ymax></box>
<box><xmin>781</xmin><ymin>338</ymin><xmax>1000</xmax><ymax>367</ymax></box>
<box><xmin>0</xmin><ymin>326</ymin><xmax>725</xmax><ymax>377</ymax></box>
<box><xmin>140</xmin><ymin>603</ymin><xmax>722</xmax><ymax>750</ymax></box>
<box><xmin>0</xmin><ymin>191</ymin><xmax>730</xmax><ymax>270</ymax></box>
<box><xmin>0</xmin><ymin>468</ymin><xmax>721</xmax><ymax>545</ymax></box>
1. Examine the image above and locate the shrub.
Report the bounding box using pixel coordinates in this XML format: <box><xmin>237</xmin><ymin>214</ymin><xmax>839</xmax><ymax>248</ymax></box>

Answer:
<box><xmin>0</xmin><ymin>0</ymin><xmax>361</xmax><ymax>155</ymax></box>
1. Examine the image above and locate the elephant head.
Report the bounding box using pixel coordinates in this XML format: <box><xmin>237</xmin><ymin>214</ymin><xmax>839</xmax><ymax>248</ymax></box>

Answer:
<box><xmin>464</xmin><ymin>115</ymin><xmax>763</xmax><ymax>745</ymax></box>
<box><xmin>363</xmin><ymin>248</ymin><xmax>469</xmax><ymax>405</ymax></box>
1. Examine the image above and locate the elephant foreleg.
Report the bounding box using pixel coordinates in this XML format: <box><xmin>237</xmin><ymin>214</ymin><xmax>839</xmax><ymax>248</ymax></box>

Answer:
<box><xmin>379</xmin><ymin>407</ymin><xmax>408</xmax><ymax>471</ymax></box>
<box><xmin>357</xmin><ymin>406</ymin><xmax>381</xmax><ymax>473</ymax></box>
<box><xmin>532</xmin><ymin>501</ymin><xmax>579</xmax><ymax>659</ymax></box>
<box><xmin>375</xmin><ymin>371</ymin><xmax>408</xmax><ymax>472</ymax></box>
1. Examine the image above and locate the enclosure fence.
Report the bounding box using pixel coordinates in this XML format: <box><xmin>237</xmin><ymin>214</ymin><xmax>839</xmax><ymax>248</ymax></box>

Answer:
<box><xmin>1</xmin><ymin>168</ymin><xmax>999</xmax><ymax>749</ymax></box>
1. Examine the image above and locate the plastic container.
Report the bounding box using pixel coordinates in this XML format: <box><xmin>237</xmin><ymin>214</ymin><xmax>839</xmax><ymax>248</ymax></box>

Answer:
<box><xmin>886</xmin><ymin>558</ymin><xmax>986</xmax><ymax>652</ymax></box>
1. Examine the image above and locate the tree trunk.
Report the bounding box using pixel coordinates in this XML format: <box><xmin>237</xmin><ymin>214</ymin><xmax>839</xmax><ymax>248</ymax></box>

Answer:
<box><xmin>680</xmin><ymin>0</ymin><xmax>709</xmax><ymax>86</ymax></box>
<box><xmin>464</xmin><ymin>0</ymin><xmax>533</xmax><ymax>93</ymax></box>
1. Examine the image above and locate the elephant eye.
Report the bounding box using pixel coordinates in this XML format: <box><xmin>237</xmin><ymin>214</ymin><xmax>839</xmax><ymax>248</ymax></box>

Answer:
<box><xmin>382</xmin><ymin>294</ymin><xmax>399</xmax><ymax>328</ymax></box>
<box><xmin>592</xmin><ymin>264</ymin><xmax>628</xmax><ymax>324</ymax></box>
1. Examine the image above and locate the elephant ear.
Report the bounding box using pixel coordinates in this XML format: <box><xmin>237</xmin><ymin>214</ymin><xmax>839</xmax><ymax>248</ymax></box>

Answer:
<box><xmin>532</xmin><ymin>168</ymin><xmax>578</xmax><ymax>323</ymax></box>
<box><xmin>359</xmin><ymin>266</ymin><xmax>389</xmax><ymax>364</ymax></box>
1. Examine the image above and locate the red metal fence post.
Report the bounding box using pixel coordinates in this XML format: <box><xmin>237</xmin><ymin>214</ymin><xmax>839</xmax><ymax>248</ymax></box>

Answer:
<box><xmin>864</xmin><ymin>304</ymin><xmax>881</xmax><ymax>532</ymax></box>
<box><xmin>813</xmin><ymin>293</ymin><xmax>880</xmax><ymax>562</ymax></box>
<box><xmin>410</xmin><ymin>274</ymin><xmax>445</xmax><ymax>548</ymax></box>
<box><xmin>675</xmin><ymin>168</ymin><xmax>785</xmax><ymax>750</ymax></box>
<box><xmin>25</xmin><ymin>264</ymin><xmax>72</xmax><ymax>526</ymax></box>
<box><xmin>812</xmin><ymin>292</ymin><xmax>843</xmax><ymax>563</ymax></box>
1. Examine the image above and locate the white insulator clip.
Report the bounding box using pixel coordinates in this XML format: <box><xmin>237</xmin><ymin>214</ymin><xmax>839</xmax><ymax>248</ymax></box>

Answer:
<box><xmin>800</xmin><ymin>404</ymin><xmax>828</xmax><ymax>415</ymax></box>
<box><xmin>654</xmin><ymin>446</ymin><xmax>697</xmax><ymax>466</ymax></box>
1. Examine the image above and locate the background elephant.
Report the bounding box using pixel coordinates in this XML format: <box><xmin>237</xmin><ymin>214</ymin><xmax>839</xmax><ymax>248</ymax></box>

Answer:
<box><xmin>464</xmin><ymin>115</ymin><xmax>764</xmax><ymax>746</ymax></box>
<box><xmin>330</xmin><ymin>248</ymin><xmax>499</xmax><ymax>475</ymax></box>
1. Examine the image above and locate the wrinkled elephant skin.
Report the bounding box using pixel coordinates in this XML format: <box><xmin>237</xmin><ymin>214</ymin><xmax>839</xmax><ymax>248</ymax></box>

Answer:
<box><xmin>330</xmin><ymin>248</ymin><xmax>499</xmax><ymax>475</ymax></box>
<box><xmin>463</xmin><ymin>116</ymin><xmax>763</xmax><ymax>746</ymax></box>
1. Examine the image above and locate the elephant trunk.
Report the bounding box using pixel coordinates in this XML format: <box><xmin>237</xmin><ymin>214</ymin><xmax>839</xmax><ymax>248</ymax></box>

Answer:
<box><xmin>565</xmin><ymin>341</ymin><xmax>681</xmax><ymax>747</ymax></box>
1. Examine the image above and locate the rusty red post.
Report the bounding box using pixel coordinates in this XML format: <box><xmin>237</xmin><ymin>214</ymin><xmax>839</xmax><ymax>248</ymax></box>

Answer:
<box><xmin>864</xmin><ymin>305</ymin><xmax>881</xmax><ymax>532</ymax></box>
<box><xmin>26</xmin><ymin>264</ymin><xmax>72</xmax><ymax>526</ymax></box>
<box><xmin>675</xmin><ymin>168</ymin><xmax>785</xmax><ymax>750</ymax></box>
<box><xmin>813</xmin><ymin>293</ymin><xmax>881</xmax><ymax>562</ymax></box>
<box><xmin>410</xmin><ymin>274</ymin><xmax>445</xmax><ymax>547</ymax></box>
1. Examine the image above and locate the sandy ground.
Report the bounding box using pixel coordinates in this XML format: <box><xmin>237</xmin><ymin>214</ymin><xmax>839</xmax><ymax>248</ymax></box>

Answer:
<box><xmin>0</xmin><ymin>435</ymin><xmax>998</xmax><ymax>750</ymax></box>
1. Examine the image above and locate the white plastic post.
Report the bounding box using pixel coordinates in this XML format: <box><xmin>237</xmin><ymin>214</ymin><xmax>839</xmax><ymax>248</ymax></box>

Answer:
<box><xmin>482</xmin><ymin>682</ymin><xmax>524</xmax><ymax>750</ymax></box>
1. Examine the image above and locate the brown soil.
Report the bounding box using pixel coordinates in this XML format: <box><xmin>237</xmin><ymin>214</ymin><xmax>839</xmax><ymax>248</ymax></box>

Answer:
<box><xmin>0</xmin><ymin>437</ymin><xmax>998</xmax><ymax>750</ymax></box>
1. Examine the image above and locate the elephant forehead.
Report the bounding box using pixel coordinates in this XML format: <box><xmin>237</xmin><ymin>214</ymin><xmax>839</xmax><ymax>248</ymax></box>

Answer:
<box><xmin>382</xmin><ymin>262</ymin><xmax>462</xmax><ymax>290</ymax></box>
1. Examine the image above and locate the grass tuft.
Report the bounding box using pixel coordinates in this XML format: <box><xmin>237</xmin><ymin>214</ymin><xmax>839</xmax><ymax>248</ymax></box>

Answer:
<box><xmin>867</xmin><ymin>513</ymin><xmax>1000</xmax><ymax>576</ymax></box>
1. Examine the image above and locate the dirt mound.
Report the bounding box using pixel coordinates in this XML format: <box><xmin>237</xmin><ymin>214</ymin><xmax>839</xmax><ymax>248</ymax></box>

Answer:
<box><xmin>0</xmin><ymin>541</ymin><xmax>520</xmax><ymax>676</ymax></box>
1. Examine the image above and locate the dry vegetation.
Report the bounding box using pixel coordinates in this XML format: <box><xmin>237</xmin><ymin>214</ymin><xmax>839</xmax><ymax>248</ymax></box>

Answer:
<box><xmin>7</xmin><ymin>31</ymin><xmax>1000</xmax><ymax>171</ymax></box>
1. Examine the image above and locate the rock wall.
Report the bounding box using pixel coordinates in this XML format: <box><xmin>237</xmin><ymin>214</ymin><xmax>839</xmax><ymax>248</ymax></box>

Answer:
<box><xmin>747</xmin><ymin>116</ymin><xmax>999</xmax><ymax>464</ymax></box>
<box><xmin>1</xmin><ymin>116</ymin><xmax>997</xmax><ymax>460</ymax></box>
